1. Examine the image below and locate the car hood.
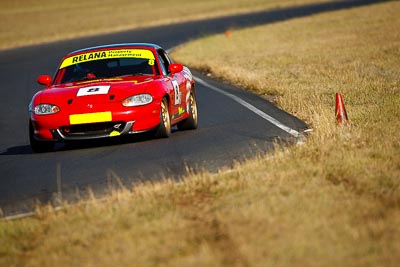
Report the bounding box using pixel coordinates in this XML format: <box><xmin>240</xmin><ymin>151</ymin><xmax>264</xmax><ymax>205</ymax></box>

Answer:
<box><xmin>38</xmin><ymin>76</ymin><xmax>155</xmax><ymax>105</ymax></box>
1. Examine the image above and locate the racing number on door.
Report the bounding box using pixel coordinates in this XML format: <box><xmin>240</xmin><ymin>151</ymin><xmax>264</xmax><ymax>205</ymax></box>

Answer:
<box><xmin>172</xmin><ymin>80</ymin><xmax>181</xmax><ymax>105</ymax></box>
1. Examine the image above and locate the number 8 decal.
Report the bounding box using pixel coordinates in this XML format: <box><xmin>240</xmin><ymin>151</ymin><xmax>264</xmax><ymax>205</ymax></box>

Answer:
<box><xmin>172</xmin><ymin>80</ymin><xmax>181</xmax><ymax>105</ymax></box>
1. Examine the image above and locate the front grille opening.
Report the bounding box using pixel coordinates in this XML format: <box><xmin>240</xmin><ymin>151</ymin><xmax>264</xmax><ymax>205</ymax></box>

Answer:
<box><xmin>60</xmin><ymin>121</ymin><xmax>125</xmax><ymax>137</ymax></box>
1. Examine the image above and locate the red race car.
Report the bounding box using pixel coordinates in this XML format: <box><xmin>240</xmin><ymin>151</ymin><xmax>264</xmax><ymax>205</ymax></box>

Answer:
<box><xmin>29</xmin><ymin>43</ymin><xmax>198</xmax><ymax>152</ymax></box>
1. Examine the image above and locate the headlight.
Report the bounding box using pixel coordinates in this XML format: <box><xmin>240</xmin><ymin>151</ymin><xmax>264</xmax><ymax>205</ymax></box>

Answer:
<box><xmin>122</xmin><ymin>94</ymin><xmax>153</xmax><ymax>107</ymax></box>
<box><xmin>34</xmin><ymin>104</ymin><xmax>60</xmax><ymax>115</ymax></box>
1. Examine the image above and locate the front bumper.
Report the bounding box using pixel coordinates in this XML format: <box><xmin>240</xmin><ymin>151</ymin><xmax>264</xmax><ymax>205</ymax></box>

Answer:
<box><xmin>30</xmin><ymin>101</ymin><xmax>161</xmax><ymax>141</ymax></box>
<box><xmin>51</xmin><ymin>121</ymin><xmax>137</xmax><ymax>140</ymax></box>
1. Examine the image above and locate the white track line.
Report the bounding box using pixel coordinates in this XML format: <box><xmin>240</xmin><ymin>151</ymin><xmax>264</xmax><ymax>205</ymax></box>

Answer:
<box><xmin>167</xmin><ymin>46</ymin><xmax>304</xmax><ymax>141</ymax></box>
<box><xmin>194</xmin><ymin>76</ymin><xmax>304</xmax><ymax>140</ymax></box>
<box><xmin>3</xmin><ymin>211</ymin><xmax>36</xmax><ymax>220</ymax></box>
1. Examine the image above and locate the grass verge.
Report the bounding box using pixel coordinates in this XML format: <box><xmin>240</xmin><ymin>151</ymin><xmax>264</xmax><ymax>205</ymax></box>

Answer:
<box><xmin>1</xmin><ymin>1</ymin><xmax>400</xmax><ymax>266</ymax></box>
<box><xmin>0</xmin><ymin>0</ymin><xmax>328</xmax><ymax>51</ymax></box>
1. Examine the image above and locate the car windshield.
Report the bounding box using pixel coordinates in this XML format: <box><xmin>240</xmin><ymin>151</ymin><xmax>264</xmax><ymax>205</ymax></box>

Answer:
<box><xmin>56</xmin><ymin>49</ymin><xmax>157</xmax><ymax>84</ymax></box>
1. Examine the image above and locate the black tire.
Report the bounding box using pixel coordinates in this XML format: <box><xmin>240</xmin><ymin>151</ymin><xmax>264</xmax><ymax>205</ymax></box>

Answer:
<box><xmin>177</xmin><ymin>93</ymin><xmax>198</xmax><ymax>131</ymax></box>
<box><xmin>154</xmin><ymin>99</ymin><xmax>171</xmax><ymax>138</ymax></box>
<box><xmin>29</xmin><ymin>122</ymin><xmax>54</xmax><ymax>153</ymax></box>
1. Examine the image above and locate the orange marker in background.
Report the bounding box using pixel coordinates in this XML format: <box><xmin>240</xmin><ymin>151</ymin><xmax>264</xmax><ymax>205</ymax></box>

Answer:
<box><xmin>335</xmin><ymin>93</ymin><xmax>348</xmax><ymax>124</ymax></box>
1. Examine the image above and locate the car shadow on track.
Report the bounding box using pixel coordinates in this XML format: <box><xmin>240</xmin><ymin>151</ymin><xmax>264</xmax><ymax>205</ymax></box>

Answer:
<box><xmin>0</xmin><ymin>138</ymin><xmax>146</xmax><ymax>155</ymax></box>
<box><xmin>0</xmin><ymin>129</ymin><xmax>182</xmax><ymax>155</ymax></box>
<box><xmin>0</xmin><ymin>145</ymin><xmax>32</xmax><ymax>155</ymax></box>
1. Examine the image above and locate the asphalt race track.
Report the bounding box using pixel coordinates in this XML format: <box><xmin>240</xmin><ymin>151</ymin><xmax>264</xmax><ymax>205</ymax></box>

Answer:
<box><xmin>0</xmin><ymin>0</ymin><xmax>382</xmax><ymax>217</ymax></box>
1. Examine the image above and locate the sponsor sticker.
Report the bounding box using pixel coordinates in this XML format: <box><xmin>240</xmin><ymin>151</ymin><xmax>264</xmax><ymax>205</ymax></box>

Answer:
<box><xmin>60</xmin><ymin>49</ymin><xmax>156</xmax><ymax>69</ymax></box>
<box><xmin>182</xmin><ymin>66</ymin><xmax>193</xmax><ymax>81</ymax></box>
<box><xmin>178</xmin><ymin>107</ymin><xmax>185</xmax><ymax>115</ymax></box>
<box><xmin>109</xmin><ymin>130</ymin><xmax>121</xmax><ymax>137</ymax></box>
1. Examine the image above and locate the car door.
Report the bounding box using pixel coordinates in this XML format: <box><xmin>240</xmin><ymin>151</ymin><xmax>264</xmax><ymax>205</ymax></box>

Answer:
<box><xmin>157</xmin><ymin>49</ymin><xmax>187</xmax><ymax>121</ymax></box>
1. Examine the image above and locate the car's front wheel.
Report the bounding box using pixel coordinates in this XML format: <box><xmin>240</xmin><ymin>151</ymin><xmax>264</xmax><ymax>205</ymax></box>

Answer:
<box><xmin>178</xmin><ymin>92</ymin><xmax>198</xmax><ymax>131</ymax></box>
<box><xmin>29</xmin><ymin>122</ymin><xmax>54</xmax><ymax>153</ymax></box>
<box><xmin>154</xmin><ymin>98</ymin><xmax>171</xmax><ymax>138</ymax></box>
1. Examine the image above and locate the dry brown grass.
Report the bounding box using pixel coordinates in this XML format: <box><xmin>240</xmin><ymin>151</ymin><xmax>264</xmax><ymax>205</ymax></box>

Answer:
<box><xmin>0</xmin><ymin>0</ymin><xmax>329</xmax><ymax>50</ymax></box>
<box><xmin>1</xmin><ymin>1</ymin><xmax>400</xmax><ymax>267</ymax></box>
<box><xmin>171</xmin><ymin>2</ymin><xmax>400</xmax><ymax>264</ymax></box>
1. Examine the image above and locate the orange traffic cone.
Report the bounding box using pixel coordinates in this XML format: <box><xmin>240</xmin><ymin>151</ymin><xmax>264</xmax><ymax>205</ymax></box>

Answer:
<box><xmin>225</xmin><ymin>29</ymin><xmax>232</xmax><ymax>37</ymax></box>
<box><xmin>335</xmin><ymin>93</ymin><xmax>348</xmax><ymax>124</ymax></box>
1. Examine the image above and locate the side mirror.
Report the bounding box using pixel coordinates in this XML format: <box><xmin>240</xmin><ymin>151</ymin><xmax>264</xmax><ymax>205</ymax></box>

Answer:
<box><xmin>169</xmin><ymin>63</ymin><xmax>183</xmax><ymax>75</ymax></box>
<box><xmin>37</xmin><ymin>75</ymin><xmax>52</xmax><ymax>86</ymax></box>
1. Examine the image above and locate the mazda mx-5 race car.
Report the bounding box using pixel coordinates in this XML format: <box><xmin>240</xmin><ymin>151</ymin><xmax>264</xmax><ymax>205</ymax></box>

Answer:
<box><xmin>29</xmin><ymin>43</ymin><xmax>198</xmax><ymax>152</ymax></box>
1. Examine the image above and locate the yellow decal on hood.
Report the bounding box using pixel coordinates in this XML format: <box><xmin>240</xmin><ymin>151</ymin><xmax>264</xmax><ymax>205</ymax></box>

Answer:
<box><xmin>132</xmin><ymin>78</ymin><xmax>153</xmax><ymax>85</ymax></box>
